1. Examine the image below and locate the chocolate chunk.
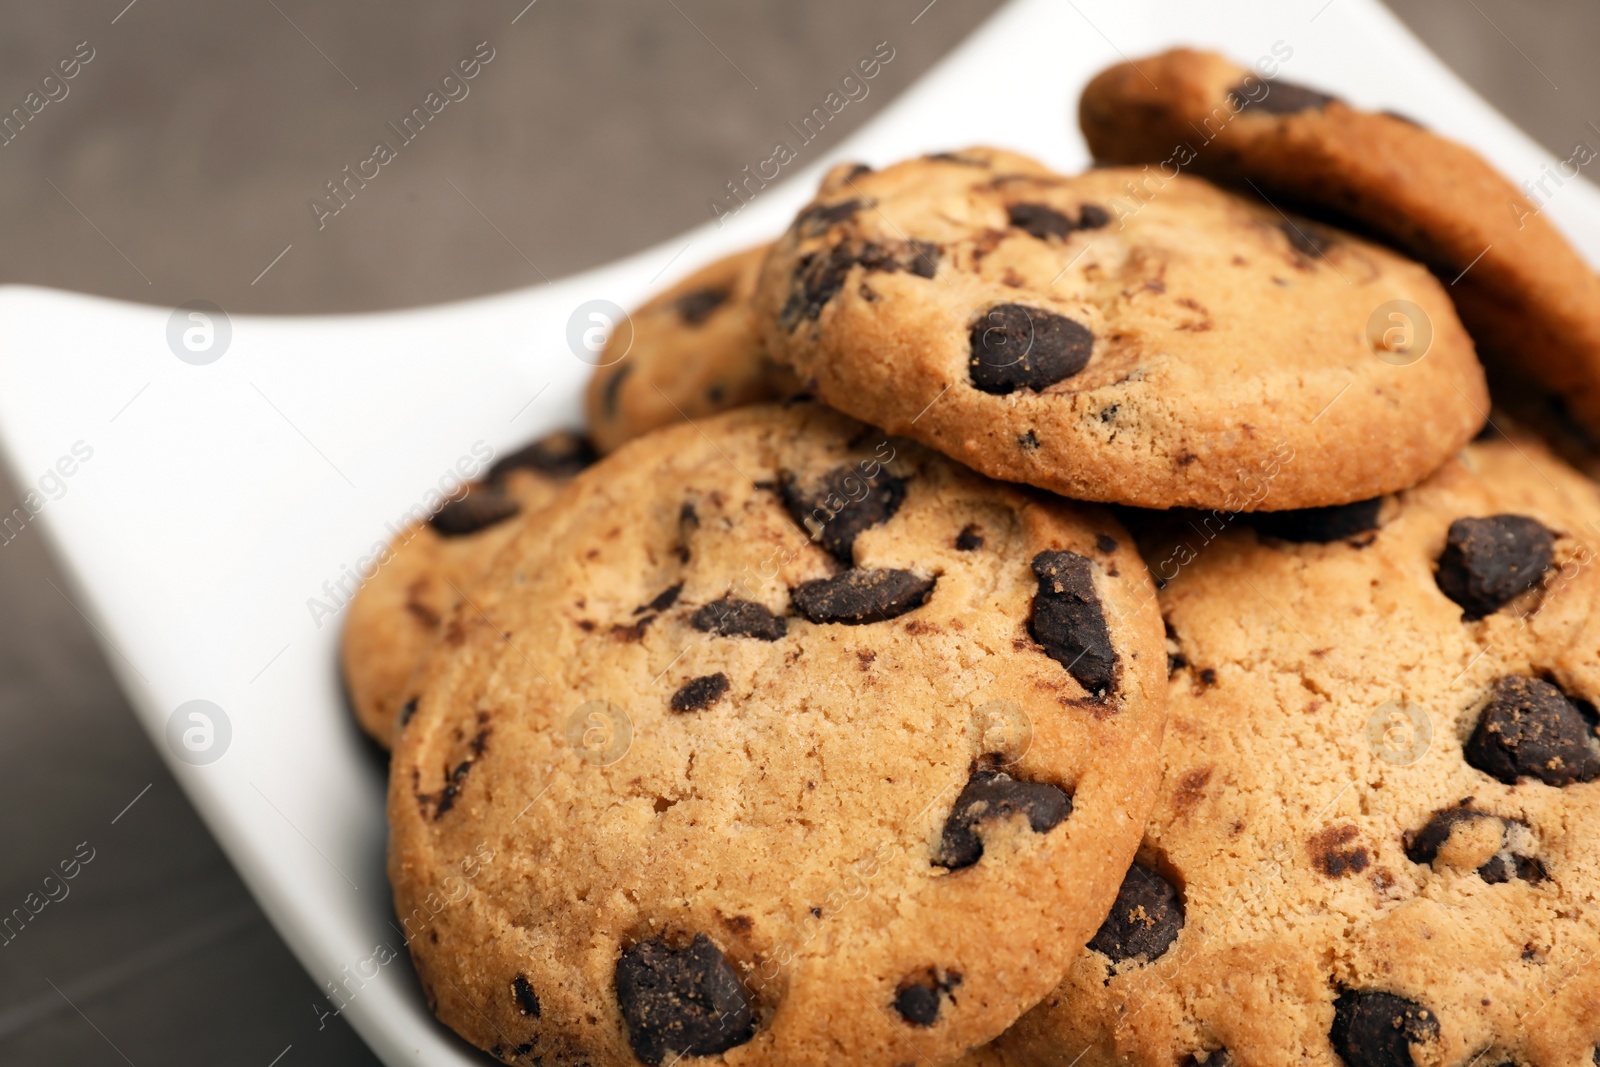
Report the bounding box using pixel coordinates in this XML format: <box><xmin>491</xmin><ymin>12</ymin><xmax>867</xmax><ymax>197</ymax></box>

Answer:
<box><xmin>955</xmin><ymin>524</ymin><xmax>985</xmax><ymax>551</ymax></box>
<box><xmin>1029</xmin><ymin>550</ymin><xmax>1117</xmax><ymax>698</ymax></box>
<box><xmin>1164</xmin><ymin>620</ymin><xmax>1187</xmax><ymax>677</ymax></box>
<box><xmin>893</xmin><ymin>984</ymin><xmax>940</xmax><ymax>1026</ymax></box>
<box><xmin>1230</xmin><ymin>78</ymin><xmax>1337</xmax><ymax>114</ymax></box>
<box><xmin>640</xmin><ymin>584</ymin><xmax>682</xmax><ymax>615</ymax></box>
<box><xmin>1249</xmin><ymin>498</ymin><xmax>1382</xmax><ymax>543</ymax></box>
<box><xmin>1096</xmin><ymin>533</ymin><xmax>1119</xmax><ymax>553</ymax></box>
<box><xmin>935</xmin><ymin>769</ymin><xmax>1071</xmax><ymax>869</ymax></box>
<box><xmin>1283</xmin><ymin>219</ymin><xmax>1331</xmax><ymax>257</ymax></box>
<box><xmin>1465</xmin><ymin>676</ymin><xmax>1600</xmax><ymax>786</ymax></box>
<box><xmin>614</xmin><ymin>933</ymin><xmax>755</xmax><ymax>1066</ymax></box>
<box><xmin>429</xmin><ymin>484</ymin><xmax>521</xmax><ymax>536</ymax></box>
<box><xmin>1329</xmin><ymin>990</ymin><xmax>1440</xmax><ymax>1067</ymax></box>
<box><xmin>671</xmin><ymin>673</ymin><xmax>729</xmax><ymax>713</ymax></box>
<box><xmin>782</xmin><ymin>240</ymin><xmax>942</xmax><ymax>325</ymax></box>
<box><xmin>602</xmin><ymin>364</ymin><xmax>633</xmax><ymax>419</ymax></box>
<box><xmin>905</xmin><ymin>239</ymin><xmax>940</xmax><ymax>279</ymax></box>
<box><xmin>434</xmin><ymin>760</ymin><xmax>473</xmax><ymax>819</ymax></box>
<box><xmin>1078</xmin><ymin>203</ymin><xmax>1111</xmax><ymax>229</ymax></box>
<box><xmin>398</xmin><ymin>698</ymin><xmax>418</xmax><ymax>729</ymax></box>
<box><xmin>795</xmin><ymin>198</ymin><xmax>866</xmax><ymax>234</ymax></box>
<box><xmin>1435</xmin><ymin>515</ymin><xmax>1554</xmax><ymax>619</ymax></box>
<box><xmin>791</xmin><ymin>568</ymin><xmax>935</xmax><ymax>624</ymax></box>
<box><xmin>968</xmin><ymin>304</ymin><xmax>1094</xmax><ymax>394</ymax></box>
<box><xmin>1404</xmin><ymin>807</ymin><xmax>1496</xmax><ymax>866</ymax></box>
<box><xmin>611</xmin><ymin>616</ymin><xmax>655</xmax><ymax>643</ymax></box>
<box><xmin>1309</xmin><ymin>825</ymin><xmax>1369</xmax><ymax>878</ymax></box>
<box><xmin>489</xmin><ymin>430</ymin><xmax>599</xmax><ymax>481</ymax></box>
<box><xmin>691</xmin><ymin>597</ymin><xmax>787</xmax><ymax>641</ymax></box>
<box><xmin>1479</xmin><ymin>851</ymin><xmax>1548</xmax><ymax>885</ymax></box>
<box><xmin>1517</xmin><ymin>854</ymin><xmax>1550</xmax><ymax>882</ymax></box>
<box><xmin>512</xmin><ymin>974</ymin><xmax>540</xmax><ymax>1017</ymax></box>
<box><xmin>676</xmin><ymin>503</ymin><xmax>699</xmax><ymax>563</ymax></box>
<box><xmin>778</xmin><ymin>465</ymin><xmax>906</xmax><ymax>563</ymax></box>
<box><xmin>1008</xmin><ymin>202</ymin><xmax>1077</xmax><ymax>240</ymax></box>
<box><xmin>1476</xmin><ymin>853</ymin><xmax>1514</xmax><ymax>884</ymax></box>
<box><xmin>674</xmin><ymin>286</ymin><xmax>729</xmax><ymax>326</ymax></box>
<box><xmin>1403</xmin><ymin>805</ymin><xmax>1549</xmax><ymax>883</ymax></box>
<box><xmin>891</xmin><ymin>969</ymin><xmax>959</xmax><ymax>1026</ymax></box>
<box><xmin>1087</xmin><ymin>864</ymin><xmax>1184</xmax><ymax>962</ymax></box>
<box><xmin>1008</xmin><ymin>202</ymin><xmax>1110</xmax><ymax>240</ymax></box>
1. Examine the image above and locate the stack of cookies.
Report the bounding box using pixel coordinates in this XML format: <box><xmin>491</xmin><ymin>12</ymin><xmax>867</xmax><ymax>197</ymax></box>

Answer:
<box><xmin>342</xmin><ymin>49</ymin><xmax>1600</xmax><ymax>1067</ymax></box>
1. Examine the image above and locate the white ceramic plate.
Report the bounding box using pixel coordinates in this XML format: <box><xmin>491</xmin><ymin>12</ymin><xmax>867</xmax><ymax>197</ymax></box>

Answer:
<box><xmin>3</xmin><ymin>1</ymin><xmax>1597</xmax><ymax>1062</ymax></box>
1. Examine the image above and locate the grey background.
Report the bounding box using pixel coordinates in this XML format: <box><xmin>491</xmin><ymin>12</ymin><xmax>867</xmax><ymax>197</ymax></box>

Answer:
<box><xmin>0</xmin><ymin>2</ymin><xmax>1593</xmax><ymax>1064</ymax></box>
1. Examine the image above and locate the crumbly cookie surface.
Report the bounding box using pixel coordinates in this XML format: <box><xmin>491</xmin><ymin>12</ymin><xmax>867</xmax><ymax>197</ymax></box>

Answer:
<box><xmin>973</xmin><ymin>425</ymin><xmax>1600</xmax><ymax>1067</ymax></box>
<box><xmin>387</xmin><ymin>403</ymin><xmax>1168</xmax><ymax>1067</ymax></box>
<box><xmin>340</xmin><ymin>431</ymin><xmax>594</xmax><ymax>747</ymax></box>
<box><xmin>1079</xmin><ymin>47</ymin><xmax>1600</xmax><ymax>435</ymax></box>
<box><xmin>754</xmin><ymin>148</ymin><xmax>1486</xmax><ymax>511</ymax></box>
<box><xmin>585</xmin><ymin>245</ymin><xmax>802</xmax><ymax>454</ymax></box>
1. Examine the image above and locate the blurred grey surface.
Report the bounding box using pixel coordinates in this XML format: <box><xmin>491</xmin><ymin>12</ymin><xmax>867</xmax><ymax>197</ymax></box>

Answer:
<box><xmin>0</xmin><ymin>1</ymin><xmax>1593</xmax><ymax>1064</ymax></box>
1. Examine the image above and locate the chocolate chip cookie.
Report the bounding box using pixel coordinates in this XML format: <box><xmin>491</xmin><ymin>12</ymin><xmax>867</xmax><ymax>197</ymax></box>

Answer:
<box><xmin>1079</xmin><ymin>47</ymin><xmax>1600</xmax><ymax>437</ymax></box>
<box><xmin>340</xmin><ymin>431</ymin><xmax>595</xmax><ymax>747</ymax></box>
<box><xmin>387</xmin><ymin>402</ymin><xmax>1168</xmax><ymax>1066</ymax></box>
<box><xmin>754</xmin><ymin>149</ymin><xmax>1486</xmax><ymax>510</ymax></box>
<box><xmin>585</xmin><ymin>244</ymin><xmax>803</xmax><ymax>454</ymax></box>
<box><xmin>975</xmin><ymin>422</ymin><xmax>1600</xmax><ymax>1066</ymax></box>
